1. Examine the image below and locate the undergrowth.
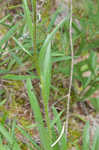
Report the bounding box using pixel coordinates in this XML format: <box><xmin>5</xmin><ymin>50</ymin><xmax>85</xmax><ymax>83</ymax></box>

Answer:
<box><xmin>0</xmin><ymin>0</ymin><xmax>99</xmax><ymax>149</ymax></box>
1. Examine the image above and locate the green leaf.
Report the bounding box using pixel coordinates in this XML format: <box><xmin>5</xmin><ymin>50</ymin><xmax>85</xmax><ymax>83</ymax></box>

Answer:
<box><xmin>0</xmin><ymin>124</ymin><xmax>12</xmax><ymax>145</ymax></box>
<box><xmin>26</xmin><ymin>78</ymin><xmax>52</xmax><ymax>150</ymax></box>
<box><xmin>90</xmin><ymin>98</ymin><xmax>99</xmax><ymax>112</ymax></box>
<box><xmin>88</xmin><ymin>51</ymin><xmax>97</xmax><ymax>74</ymax></box>
<box><xmin>51</xmin><ymin>109</ymin><xmax>64</xmax><ymax>128</ymax></box>
<box><xmin>1</xmin><ymin>74</ymin><xmax>38</xmax><ymax>80</ymax></box>
<box><xmin>0</xmin><ymin>99</ymin><xmax>7</xmax><ymax>107</ymax></box>
<box><xmin>40</xmin><ymin>43</ymin><xmax>51</xmax><ymax>104</ymax></box>
<box><xmin>0</xmin><ymin>124</ymin><xmax>21</xmax><ymax>150</ymax></box>
<box><xmin>39</xmin><ymin>17</ymin><xmax>68</xmax><ymax>105</ymax></box>
<box><xmin>82</xmin><ymin>121</ymin><xmax>90</xmax><ymax>150</ymax></box>
<box><xmin>11</xmin><ymin>119</ymin><xmax>16</xmax><ymax>140</ymax></box>
<box><xmin>0</xmin><ymin>14</ymin><xmax>10</xmax><ymax>24</ymax></box>
<box><xmin>25</xmin><ymin>123</ymin><xmax>37</xmax><ymax>129</ymax></box>
<box><xmin>52</xmin><ymin>106</ymin><xmax>67</xmax><ymax>150</ymax></box>
<box><xmin>47</xmin><ymin>7</ymin><xmax>62</xmax><ymax>32</ymax></box>
<box><xmin>0</xmin><ymin>135</ymin><xmax>2</xmax><ymax>145</ymax></box>
<box><xmin>12</xmin><ymin>37</ymin><xmax>32</xmax><ymax>56</ymax></box>
<box><xmin>82</xmin><ymin>83</ymin><xmax>99</xmax><ymax>100</ymax></box>
<box><xmin>51</xmin><ymin>127</ymin><xmax>60</xmax><ymax>150</ymax></box>
<box><xmin>52</xmin><ymin>56</ymin><xmax>77</xmax><ymax>63</ymax></box>
<box><xmin>72</xmin><ymin>21</ymin><xmax>81</xmax><ymax>34</ymax></box>
<box><xmin>23</xmin><ymin>0</ymin><xmax>33</xmax><ymax>41</ymax></box>
<box><xmin>39</xmin><ymin>42</ymin><xmax>52</xmax><ymax>144</ymax></box>
<box><xmin>83</xmin><ymin>74</ymin><xmax>92</xmax><ymax>89</ymax></box>
<box><xmin>92</xmin><ymin>127</ymin><xmax>99</xmax><ymax>150</ymax></box>
<box><xmin>39</xmin><ymin>17</ymin><xmax>69</xmax><ymax>67</ymax></box>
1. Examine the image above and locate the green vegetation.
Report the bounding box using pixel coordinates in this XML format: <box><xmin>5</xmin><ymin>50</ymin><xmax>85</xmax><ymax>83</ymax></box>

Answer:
<box><xmin>0</xmin><ymin>0</ymin><xmax>99</xmax><ymax>149</ymax></box>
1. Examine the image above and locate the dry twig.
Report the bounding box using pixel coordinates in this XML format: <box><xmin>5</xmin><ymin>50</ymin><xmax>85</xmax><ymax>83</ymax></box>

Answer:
<box><xmin>65</xmin><ymin>0</ymin><xmax>74</xmax><ymax>138</ymax></box>
<box><xmin>51</xmin><ymin>0</ymin><xmax>74</xmax><ymax>146</ymax></box>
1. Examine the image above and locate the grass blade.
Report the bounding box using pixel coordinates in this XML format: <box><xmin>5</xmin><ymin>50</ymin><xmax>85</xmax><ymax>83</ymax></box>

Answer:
<box><xmin>39</xmin><ymin>17</ymin><xmax>69</xmax><ymax>66</ymax></box>
<box><xmin>91</xmin><ymin>127</ymin><xmax>99</xmax><ymax>150</ymax></box>
<box><xmin>0</xmin><ymin>124</ymin><xmax>21</xmax><ymax>150</ymax></box>
<box><xmin>23</xmin><ymin>0</ymin><xmax>33</xmax><ymax>41</ymax></box>
<box><xmin>0</xmin><ymin>24</ymin><xmax>18</xmax><ymax>48</ymax></box>
<box><xmin>0</xmin><ymin>14</ymin><xmax>10</xmax><ymax>24</ymax></box>
<box><xmin>1</xmin><ymin>74</ymin><xmax>38</xmax><ymax>80</ymax></box>
<box><xmin>90</xmin><ymin>98</ymin><xmax>99</xmax><ymax>112</ymax></box>
<box><xmin>26</xmin><ymin>78</ymin><xmax>52</xmax><ymax>150</ymax></box>
<box><xmin>51</xmin><ymin>110</ymin><xmax>64</xmax><ymax>128</ymax></box>
<box><xmin>47</xmin><ymin>7</ymin><xmax>62</xmax><ymax>32</ymax></box>
<box><xmin>12</xmin><ymin>37</ymin><xmax>32</xmax><ymax>56</ymax></box>
<box><xmin>0</xmin><ymin>99</ymin><xmax>7</xmax><ymax>106</ymax></box>
<box><xmin>40</xmin><ymin>43</ymin><xmax>51</xmax><ymax>104</ymax></box>
<box><xmin>82</xmin><ymin>121</ymin><xmax>90</xmax><ymax>150</ymax></box>
<box><xmin>0</xmin><ymin>124</ymin><xmax>12</xmax><ymax>145</ymax></box>
<box><xmin>39</xmin><ymin>42</ymin><xmax>53</xmax><ymax>145</ymax></box>
<box><xmin>52</xmin><ymin>106</ymin><xmax>67</xmax><ymax>150</ymax></box>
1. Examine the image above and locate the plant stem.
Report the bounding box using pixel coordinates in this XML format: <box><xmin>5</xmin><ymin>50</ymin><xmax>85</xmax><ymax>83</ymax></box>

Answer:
<box><xmin>33</xmin><ymin>0</ymin><xmax>36</xmax><ymax>53</ymax></box>
<box><xmin>32</xmin><ymin>0</ymin><xmax>52</xmax><ymax>146</ymax></box>
<box><xmin>32</xmin><ymin>0</ymin><xmax>40</xmax><ymax>75</ymax></box>
<box><xmin>65</xmin><ymin>0</ymin><xmax>74</xmax><ymax>139</ymax></box>
<box><xmin>44</xmin><ymin>102</ymin><xmax>52</xmax><ymax>145</ymax></box>
<box><xmin>42</xmin><ymin>88</ymin><xmax>52</xmax><ymax>146</ymax></box>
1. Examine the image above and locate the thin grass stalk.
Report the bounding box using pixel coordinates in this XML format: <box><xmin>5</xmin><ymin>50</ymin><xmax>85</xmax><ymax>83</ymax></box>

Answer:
<box><xmin>32</xmin><ymin>0</ymin><xmax>52</xmax><ymax>146</ymax></box>
<box><xmin>44</xmin><ymin>102</ymin><xmax>52</xmax><ymax>144</ymax></box>
<box><xmin>33</xmin><ymin>0</ymin><xmax>36</xmax><ymax>54</ymax></box>
<box><xmin>32</xmin><ymin>0</ymin><xmax>40</xmax><ymax>75</ymax></box>
<box><xmin>65</xmin><ymin>0</ymin><xmax>74</xmax><ymax>139</ymax></box>
<box><xmin>41</xmin><ymin>91</ymin><xmax>52</xmax><ymax>147</ymax></box>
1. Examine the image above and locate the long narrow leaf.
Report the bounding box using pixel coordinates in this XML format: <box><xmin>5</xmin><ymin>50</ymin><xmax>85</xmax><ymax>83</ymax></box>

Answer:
<box><xmin>23</xmin><ymin>0</ymin><xmax>33</xmax><ymax>41</ymax></box>
<box><xmin>26</xmin><ymin>78</ymin><xmax>52</xmax><ymax>150</ymax></box>
<box><xmin>12</xmin><ymin>37</ymin><xmax>32</xmax><ymax>56</ymax></box>
<box><xmin>47</xmin><ymin>7</ymin><xmax>62</xmax><ymax>32</ymax></box>
<box><xmin>40</xmin><ymin>43</ymin><xmax>51</xmax><ymax>104</ymax></box>
<box><xmin>52</xmin><ymin>106</ymin><xmax>67</xmax><ymax>150</ymax></box>
<box><xmin>0</xmin><ymin>14</ymin><xmax>10</xmax><ymax>24</ymax></box>
<box><xmin>82</xmin><ymin>121</ymin><xmax>90</xmax><ymax>150</ymax></box>
<box><xmin>1</xmin><ymin>74</ymin><xmax>38</xmax><ymax>80</ymax></box>
<box><xmin>0</xmin><ymin>124</ymin><xmax>12</xmax><ymax>144</ymax></box>
<box><xmin>39</xmin><ymin>17</ymin><xmax>69</xmax><ymax>66</ymax></box>
<box><xmin>0</xmin><ymin>99</ymin><xmax>7</xmax><ymax>106</ymax></box>
<box><xmin>90</xmin><ymin>98</ymin><xmax>99</xmax><ymax>112</ymax></box>
<box><xmin>0</xmin><ymin>124</ymin><xmax>21</xmax><ymax>150</ymax></box>
<box><xmin>91</xmin><ymin>127</ymin><xmax>99</xmax><ymax>150</ymax></box>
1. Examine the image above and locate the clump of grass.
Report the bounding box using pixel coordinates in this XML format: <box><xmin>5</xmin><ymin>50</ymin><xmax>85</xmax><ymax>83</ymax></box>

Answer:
<box><xmin>0</xmin><ymin>0</ymin><xmax>99</xmax><ymax>150</ymax></box>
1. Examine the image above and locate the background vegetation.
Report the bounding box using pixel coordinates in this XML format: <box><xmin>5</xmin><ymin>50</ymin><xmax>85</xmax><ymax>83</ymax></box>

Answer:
<box><xmin>0</xmin><ymin>0</ymin><xmax>99</xmax><ymax>150</ymax></box>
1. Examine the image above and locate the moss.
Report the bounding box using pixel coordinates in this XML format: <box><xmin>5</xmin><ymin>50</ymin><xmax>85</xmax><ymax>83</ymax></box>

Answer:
<box><xmin>68</xmin><ymin>125</ymin><xmax>81</xmax><ymax>148</ymax></box>
<box><xmin>19</xmin><ymin>116</ymin><xmax>31</xmax><ymax>127</ymax></box>
<box><xmin>66</xmin><ymin>115</ymin><xmax>82</xmax><ymax>148</ymax></box>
